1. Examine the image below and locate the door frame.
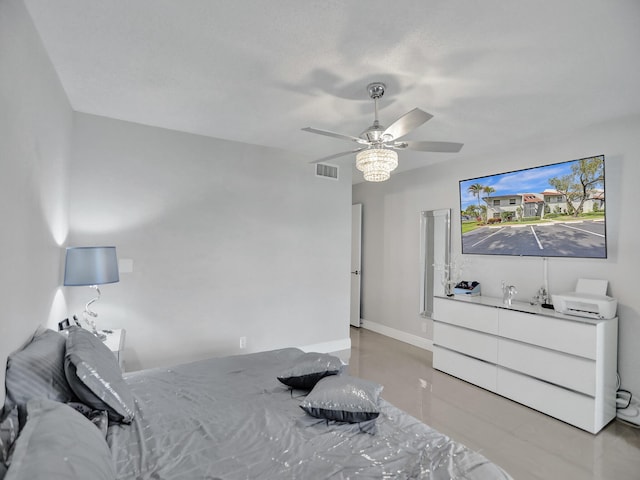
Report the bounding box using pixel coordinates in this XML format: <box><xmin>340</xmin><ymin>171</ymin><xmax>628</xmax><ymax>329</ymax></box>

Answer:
<box><xmin>350</xmin><ymin>204</ymin><xmax>362</xmax><ymax>327</ymax></box>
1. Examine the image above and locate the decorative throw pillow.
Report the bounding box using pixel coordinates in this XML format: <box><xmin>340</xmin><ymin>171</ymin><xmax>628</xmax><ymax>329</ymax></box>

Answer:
<box><xmin>300</xmin><ymin>375</ymin><xmax>383</xmax><ymax>423</ymax></box>
<box><xmin>3</xmin><ymin>399</ymin><xmax>116</xmax><ymax>480</ymax></box>
<box><xmin>66</xmin><ymin>403</ymin><xmax>109</xmax><ymax>438</ymax></box>
<box><xmin>64</xmin><ymin>327</ymin><xmax>135</xmax><ymax>423</ymax></box>
<box><xmin>4</xmin><ymin>328</ymin><xmax>76</xmax><ymax>411</ymax></box>
<box><xmin>277</xmin><ymin>352</ymin><xmax>343</xmax><ymax>390</ymax></box>
<box><xmin>0</xmin><ymin>406</ymin><xmax>20</xmax><ymax>470</ymax></box>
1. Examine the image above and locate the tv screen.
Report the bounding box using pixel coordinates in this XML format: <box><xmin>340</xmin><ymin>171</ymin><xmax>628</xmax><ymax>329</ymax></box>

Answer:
<box><xmin>459</xmin><ymin>155</ymin><xmax>606</xmax><ymax>258</ymax></box>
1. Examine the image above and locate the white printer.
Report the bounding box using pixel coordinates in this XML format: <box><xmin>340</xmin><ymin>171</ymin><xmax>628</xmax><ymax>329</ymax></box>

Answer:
<box><xmin>552</xmin><ymin>278</ymin><xmax>617</xmax><ymax>320</ymax></box>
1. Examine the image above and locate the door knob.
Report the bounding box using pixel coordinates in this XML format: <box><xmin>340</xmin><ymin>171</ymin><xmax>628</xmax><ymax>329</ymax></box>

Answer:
<box><xmin>351</xmin><ymin>270</ymin><xmax>360</xmax><ymax>275</ymax></box>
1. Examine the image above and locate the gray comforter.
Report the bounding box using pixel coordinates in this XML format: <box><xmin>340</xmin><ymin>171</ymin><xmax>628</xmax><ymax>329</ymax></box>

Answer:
<box><xmin>107</xmin><ymin>348</ymin><xmax>511</xmax><ymax>479</ymax></box>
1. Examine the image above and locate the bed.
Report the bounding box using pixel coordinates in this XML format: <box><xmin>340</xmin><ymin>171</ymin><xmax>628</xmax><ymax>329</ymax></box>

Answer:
<box><xmin>0</xmin><ymin>327</ymin><xmax>512</xmax><ymax>479</ymax></box>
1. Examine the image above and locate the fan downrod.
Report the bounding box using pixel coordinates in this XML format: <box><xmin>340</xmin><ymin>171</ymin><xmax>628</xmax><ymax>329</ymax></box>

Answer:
<box><xmin>362</xmin><ymin>82</ymin><xmax>387</xmax><ymax>141</ymax></box>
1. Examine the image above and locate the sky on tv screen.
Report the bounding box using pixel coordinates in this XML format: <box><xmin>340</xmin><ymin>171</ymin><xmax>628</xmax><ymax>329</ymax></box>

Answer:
<box><xmin>460</xmin><ymin>161</ymin><xmax>575</xmax><ymax>211</ymax></box>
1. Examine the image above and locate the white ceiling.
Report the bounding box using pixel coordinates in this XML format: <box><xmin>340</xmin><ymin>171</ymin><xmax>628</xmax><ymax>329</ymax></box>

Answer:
<box><xmin>23</xmin><ymin>0</ymin><xmax>640</xmax><ymax>183</ymax></box>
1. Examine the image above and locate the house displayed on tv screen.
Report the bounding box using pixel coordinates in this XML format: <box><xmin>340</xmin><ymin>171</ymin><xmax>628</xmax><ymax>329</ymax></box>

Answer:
<box><xmin>482</xmin><ymin>188</ymin><xmax>605</xmax><ymax>222</ymax></box>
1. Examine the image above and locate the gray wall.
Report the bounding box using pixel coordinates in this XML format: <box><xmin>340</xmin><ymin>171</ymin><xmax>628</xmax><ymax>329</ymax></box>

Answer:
<box><xmin>0</xmin><ymin>0</ymin><xmax>73</xmax><ymax>404</ymax></box>
<box><xmin>353</xmin><ymin>115</ymin><xmax>640</xmax><ymax>397</ymax></box>
<box><xmin>67</xmin><ymin>113</ymin><xmax>352</xmax><ymax>370</ymax></box>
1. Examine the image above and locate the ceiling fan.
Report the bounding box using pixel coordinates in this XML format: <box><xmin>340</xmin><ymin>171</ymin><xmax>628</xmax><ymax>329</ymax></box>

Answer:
<box><xmin>302</xmin><ymin>82</ymin><xmax>463</xmax><ymax>182</ymax></box>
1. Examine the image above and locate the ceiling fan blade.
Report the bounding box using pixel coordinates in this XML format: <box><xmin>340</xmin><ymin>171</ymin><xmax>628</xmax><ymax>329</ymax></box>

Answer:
<box><xmin>302</xmin><ymin>127</ymin><xmax>369</xmax><ymax>145</ymax></box>
<box><xmin>382</xmin><ymin>108</ymin><xmax>433</xmax><ymax>140</ymax></box>
<box><xmin>309</xmin><ymin>148</ymin><xmax>366</xmax><ymax>164</ymax></box>
<box><xmin>398</xmin><ymin>141</ymin><xmax>464</xmax><ymax>153</ymax></box>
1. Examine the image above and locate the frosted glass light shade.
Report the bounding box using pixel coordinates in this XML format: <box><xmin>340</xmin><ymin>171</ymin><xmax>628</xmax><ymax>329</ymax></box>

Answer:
<box><xmin>64</xmin><ymin>246</ymin><xmax>119</xmax><ymax>286</ymax></box>
<box><xmin>355</xmin><ymin>148</ymin><xmax>398</xmax><ymax>182</ymax></box>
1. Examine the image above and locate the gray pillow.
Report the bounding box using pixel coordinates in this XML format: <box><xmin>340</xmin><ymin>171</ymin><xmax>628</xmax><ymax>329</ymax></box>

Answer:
<box><xmin>64</xmin><ymin>327</ymin><xmax>135</xmax><ymax>423</ymax></box>
<box><xmin>300</xmin><ymin>375</ymin><xmax>383</xmax><ymax>423</ymax></box>
<box><xmin>4</xmin><ymin>328</ymin><xmax>76</xmax><ymax>410</ymax></box>
<box><xmin>277</xmin><ymin>352</ymin><xmax>343</xmax><ymax>390</ymax></box>
<box><xmin>4</xmin><ymin>399</ymin><xmax>115</xmax><ymax>480</ymax></box>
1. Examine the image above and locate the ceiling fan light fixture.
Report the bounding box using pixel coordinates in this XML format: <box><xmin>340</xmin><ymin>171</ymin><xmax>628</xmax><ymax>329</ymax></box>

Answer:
<box><xmin>355</xmin><ymin>148</ymin><xmax>398</xmax><ymax>182</ymax></box>
<box><xmin>302</xmin><ymin>82</ymin><xmax>462</xmax><ymax>177</ymax></box>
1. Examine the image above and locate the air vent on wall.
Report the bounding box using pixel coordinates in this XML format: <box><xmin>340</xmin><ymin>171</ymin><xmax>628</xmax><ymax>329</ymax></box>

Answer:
<box><xmin>315</xmin><ymin>163</ymin><xmax>339</xmax><ymax>180</ymax></box>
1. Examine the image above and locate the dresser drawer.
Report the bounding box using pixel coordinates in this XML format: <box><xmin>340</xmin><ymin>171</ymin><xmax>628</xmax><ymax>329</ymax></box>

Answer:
<box><xmin>432</xmin><ymin>298</ymin><xmax>498</xmax><ymax>334</ymax></box>
<box><xmin>497</xmin><ymin>367</ymin><xmax>597</xmax><ymax>433</ymax></box>
<box><xmin>498</xmin><ymin>309</ymin><xmax>596</xmax><ymax>359</ymax></box>
<box><xmin>434</xmin><ymin>346</ymin><xmax>497</xmax><ymax>391</ymax></box>
<box><xmin>434</xmin><ymin>322</ymin><xmax>498</xmax><ymax>363</ymax></box>
<box><xmin>498</xmin><ymin>338</ymin><xmax>596</xmax><ymax>396</ymax></box>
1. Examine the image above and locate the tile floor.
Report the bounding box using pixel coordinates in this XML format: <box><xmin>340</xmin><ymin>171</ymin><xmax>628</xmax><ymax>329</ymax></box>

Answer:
<box><xmin>346</xmin><ymin>327</ymin><xmax>640</xmax><ymax>480</ymax></box>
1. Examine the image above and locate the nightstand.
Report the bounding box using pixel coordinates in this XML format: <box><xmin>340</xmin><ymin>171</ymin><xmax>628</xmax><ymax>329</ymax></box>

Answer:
<box><xmin>102</xmin><ymin>329</ymin><xmax>126</xmax><ymax>371</ymax></box>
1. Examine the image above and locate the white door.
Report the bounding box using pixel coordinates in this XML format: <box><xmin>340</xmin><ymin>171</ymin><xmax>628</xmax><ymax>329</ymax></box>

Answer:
<box><xmin>350</xmin><ymin>204</ymin><xmax>362</xmax><ymax>327</ymax></box>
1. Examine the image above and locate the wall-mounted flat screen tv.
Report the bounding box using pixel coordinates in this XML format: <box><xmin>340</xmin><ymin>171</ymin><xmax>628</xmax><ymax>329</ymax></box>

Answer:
<box><xmin>459</xmin><ymin>155</ymin><xmax>606</xmax><ymax>258</ymax></box>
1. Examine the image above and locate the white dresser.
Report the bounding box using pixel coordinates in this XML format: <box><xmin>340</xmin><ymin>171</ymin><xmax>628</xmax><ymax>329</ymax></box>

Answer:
<box><xmin>432</xmin><ymin>296</ymin><xmax>618</xmax><ymax>433</ymax></box>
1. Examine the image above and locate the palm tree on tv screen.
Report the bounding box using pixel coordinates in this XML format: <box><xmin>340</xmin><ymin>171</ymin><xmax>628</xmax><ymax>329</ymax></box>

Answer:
<box><xmin>467</xmin><ymin>183</ymin><xmax>484</xmax><ymax>222</ymax></box>
<box><xmin>483</xmin><ymin>185</ymin><xmax>496</xmax><ymax>222</ymax></box>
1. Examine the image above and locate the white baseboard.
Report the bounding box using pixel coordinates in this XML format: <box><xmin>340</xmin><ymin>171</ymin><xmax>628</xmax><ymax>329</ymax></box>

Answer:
<box><xmin>299</xmin><ymin>337</ymin><xmax>351</xmax><ymax>354</ymax></box>
<box><xmin>360</xmin><ymin>320</ymin><xmax>433</xmax><ymax>352</ymax></box>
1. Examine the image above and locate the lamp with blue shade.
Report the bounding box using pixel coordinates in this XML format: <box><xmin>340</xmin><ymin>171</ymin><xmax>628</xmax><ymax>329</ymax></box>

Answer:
<box><xmin>64</xmin><ymin>246</ymin><xmax>119</xmax><ymax>340</ymax></box>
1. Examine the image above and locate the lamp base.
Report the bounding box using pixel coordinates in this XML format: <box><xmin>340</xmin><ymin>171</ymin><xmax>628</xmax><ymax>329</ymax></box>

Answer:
<box><xmin>82</xmin><ymin>307</ymin><xmax>106</xmax><ymax>341</ymax></box>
